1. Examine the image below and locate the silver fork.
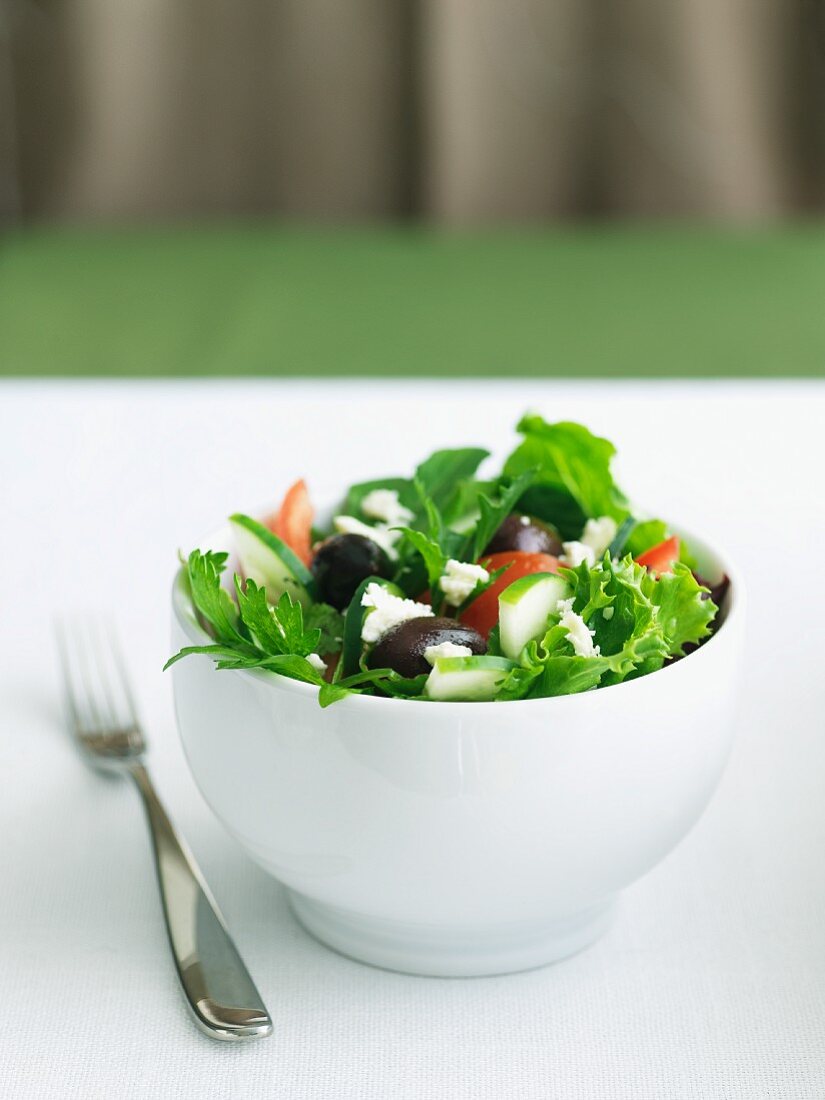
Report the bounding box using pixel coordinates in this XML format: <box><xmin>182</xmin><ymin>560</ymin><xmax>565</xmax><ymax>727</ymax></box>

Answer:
<box><xmin>56</xmin><ymin>618</ymin><xmax>272</xmax><ymax>1042</ymax></box>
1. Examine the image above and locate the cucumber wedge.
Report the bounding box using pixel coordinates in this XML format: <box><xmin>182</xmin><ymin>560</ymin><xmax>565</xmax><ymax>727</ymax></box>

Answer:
<box><xmin>230</xmin><ymin>513</ymin><xmax>316</xmax><ymax>607</ymax></box>
<box><xmin>425</xmin><ymin>655</ymin><xmax>515</xmax><ymax>702</ymax></box>
<box><xmin>341</xmin><ymin>576</ymin><xmax>403</xmax><ymax>677</ymax></box>
<box><xmin>498</xmin><ymin>572</ymin><xmax>571</xmax><ymax>660</ymax></box>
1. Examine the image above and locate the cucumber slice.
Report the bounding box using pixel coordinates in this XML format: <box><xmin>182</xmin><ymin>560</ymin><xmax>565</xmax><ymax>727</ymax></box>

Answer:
<box><xmin>229</xmin><ymin>513</ymin><xmax>316</xmax><ymax>607</ymax></box>
<box><xmin>498</xmin><ymin>572</ymin><xmax>572</xmax><ymax>660</ymax></box>
<box><xmin>341</xmin><ymin>576</ymin><xmax>403</xmax><ymax>678</ymax></box>
<box><xmin>425</xmin><ymin>655</ymin><xmax>515</xmax><ymax>702</ymax></box>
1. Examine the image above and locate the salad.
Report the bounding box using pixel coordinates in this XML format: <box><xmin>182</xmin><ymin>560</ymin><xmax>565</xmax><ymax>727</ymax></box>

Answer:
<box><xmin>167</xmin><ymin>415</ymin><xmax>729</xmax><ymax>706</ymax></box>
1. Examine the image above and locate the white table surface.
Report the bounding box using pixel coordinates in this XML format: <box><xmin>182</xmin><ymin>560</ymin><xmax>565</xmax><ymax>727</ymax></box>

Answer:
<box><xmin>2</xmin><ymin>379</ymin><xmax>824</xmax><ymax>1100</ymax></box>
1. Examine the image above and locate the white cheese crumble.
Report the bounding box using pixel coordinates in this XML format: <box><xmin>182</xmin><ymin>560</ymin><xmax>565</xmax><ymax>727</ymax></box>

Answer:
<box><xmin>581</xmin><ymin>515</ymin><xmax>618</xmax><ymax>558</ymax></box>
<box><xmin>439</xmin><ymin>559</ymin><xmax>490</xmax><ymax>606</ymax></box>
<box><xmin>556</xmin><ymin>597</ymin><xmax>600</xmax><ymax>658</ymax></box>
<box><xmin>360</xmin><ymin>489</ymin><xmax>414</xmax><ymax>527</ymax></box>
<box><xmin>333</xmin><ymin>515</ymin><xmax>399</xmax><ymax>559</ymax></box>
<box><xmin>360</xmin><ymin>583</ymin><xmax>433</xmax><ymax>644</ymax></box>
<box><xmin>560</xmin><ymin>516</ymin><xmax>618</xmax><ymax>567</ymax></box>
<box><xmin>423</xmin><ymin>641</ymin><xmax>473</xmax><ymax>666</ymax></box>
<box><xmin>602</xmin><ymin>606</ymin><xmax>615</xmax><ymax>621</ymax></box>
<box><xmin>561</xmin><ymin>541</ymin><xmax>596</xmax><ymax>569</ymax></box>
<box><xmin>306</xmin><ymin>653</ymin><xmax>327</xmax><ymax>673</ymax></box>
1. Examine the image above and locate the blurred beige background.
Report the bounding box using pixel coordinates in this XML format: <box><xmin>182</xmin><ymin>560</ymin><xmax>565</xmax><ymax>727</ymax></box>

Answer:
<box><xmin>2</xmin><ymin>0</ymin><xmax>825</xmax><ymax>225</ymax></box>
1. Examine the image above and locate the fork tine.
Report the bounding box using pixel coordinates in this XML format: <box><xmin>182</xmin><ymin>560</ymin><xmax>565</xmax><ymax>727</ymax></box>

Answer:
<box><xmin>105</xmin><ymin>620</ymin><xmax>140</xmax><ymax>730</ymax></box>
<box><xmin>88</xmin><ymin>618</ymin><xmax>120</xmax><ymax>732</ymax></box>
<box><xmin>76</xmin><ymin>619</ymin><xmax>107</xmax><ymax>736</ymax></box>
<box><xmin>56</xmin><ymin>617</ymin><xmax>144</xmax><ymax>754</ymax></box>
<box><xmin>55</xmin><ymin>619</ymin><xmax>82</xmax><ymax>732</ymax></box>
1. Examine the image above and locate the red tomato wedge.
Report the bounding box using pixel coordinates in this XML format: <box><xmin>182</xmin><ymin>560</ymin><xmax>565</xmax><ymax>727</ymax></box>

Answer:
<box><xmin>635</xmin><ymin>535</ymin><xmax>679</xmax><ymax>576</ymax></box>
<box><xmin>267</xmin><ymin>479</ymin><xmax>314</xmax><ymax>566</ymax></box>
<box><xmin>459</xmin><ymin>551</ymin><xmax>561</xmax><ymax>639</ymax></box>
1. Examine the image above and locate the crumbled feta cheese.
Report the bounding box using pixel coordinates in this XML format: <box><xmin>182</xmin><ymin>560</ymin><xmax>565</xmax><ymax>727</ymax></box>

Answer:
<box><xmin>306</xmin><ymin>653</ymin><xmax>327</xmax><ymax>673</ymax></box>
<box><xmin>423</xmin><ymin>641</ymin><xmax>473</xmax><ymax>666</ymax></box>
<box><xmin>581</xmin><ymin>516</ymin><xmax>618</xmax><ymax>559</ymax></box>
<box><xmin>360</xmin><ymin>489</ymin><xmax>414</xmax><ymax>527</ymax></box>
<box><xmin>561</xmin><ymin>541</ymin><xmax>596</xmax><ymax>569</ymax></box>
<box><xmin>602</xmin><ymin>606</ymin><xmax>615</xmax><ymax>621</ymax></box>
<box><xmin>439</xmin><ymin>559</ymin><xmax>490</xmax><ymax>606</ymax></box>
<box><xmin>360</xmin><ymin>583</ymin><xmax>433</xmax><ymax>644</ymax></box>
<box><xmin>333</xmin><ymin>515</ymin><xmax>399</xmax><ymax>559</ymax></box>
<box><xmin>556</xmin><ymin>597</ymin><xmax>600</xmax><ymax>658</ymax></box>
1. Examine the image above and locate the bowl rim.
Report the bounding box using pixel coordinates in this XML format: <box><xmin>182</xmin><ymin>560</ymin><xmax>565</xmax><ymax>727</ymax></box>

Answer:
<box><xmin>171</xmin><ymin>518</ymin><xmax>744</xmax><ymax>713</ymax></box>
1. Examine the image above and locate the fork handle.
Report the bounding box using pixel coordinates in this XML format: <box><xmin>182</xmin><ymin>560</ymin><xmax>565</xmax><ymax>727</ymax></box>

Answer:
<box><xmin>129</xmin><ymin>763</ymin><xmax>272</xmax><ymax>1041</ymax></box>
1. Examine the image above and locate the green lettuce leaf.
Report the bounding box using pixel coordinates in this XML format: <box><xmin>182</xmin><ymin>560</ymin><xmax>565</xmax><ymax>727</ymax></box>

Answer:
<box><xmin>463</xmin><ymin>469</ymin><xmax>537</xmax><ymax>562</ymax></box>
<box><xmin>642</xmin><ymin>562</ymin><xmax>716</xmax><ymax>657</ymax></box>
<box><xmin>624</xmin><ymin>519</ymin><xmax>698</xmax><ymax>570</ymax></box>
<box><xmin>501</xmin><ymin>556</ymin><xmax>670</xmax><ymax>699</ymax></box>
<box><xmin>342</xmin><ymin>477</ymin><xmax>416</xmax><ymax>518</ymax></box>
<box><xmin>342</xmin><ymin>448</ymin><xmax>488</xmax><ymax>526</ymax></box>
<box><xmin>414</xmin><ymin>448</ymin><xmax>489</xmax><ymax>513</ymax></box>
<box><xmin>503</xmin><ymin>416</ymin><xmax>629</xmax><ymax>539</ymax></box>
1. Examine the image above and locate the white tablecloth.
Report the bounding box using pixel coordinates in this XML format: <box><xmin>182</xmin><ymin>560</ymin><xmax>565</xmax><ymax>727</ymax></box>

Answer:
<box><xmin>2</xmin><ymin>380</ymin><xmax>824</xmax><ymax>1100</ymax></box>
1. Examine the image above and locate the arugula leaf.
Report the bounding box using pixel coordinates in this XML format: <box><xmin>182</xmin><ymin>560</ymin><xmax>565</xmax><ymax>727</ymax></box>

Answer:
<box><xmin>395</xmin><ymin>527</ymin><xmax>447</xmax><ymax>594</ymax></box>
<box><xmin>503</xmin><ymin>416</ymin><xmax>629</xmax><ymax>539</ymax></box>
<box><xmin>441</xmin><ymin>478</ymin><xmax>497</xmax><ymax>530</ymax></box>
<box><xmin>392</xmin><ymin>483</ymin><xmax>464</xmax><ymax>600</ymax></box>
<box><xmin>341</xmin><ymin>449</ymin><xmax>488</xmax><ymax>528</ymax></box>
<box><xmin>318</xmin><ymin>667</ymin><xmax>428</xmax><ymax>707</ymax></box>
<box><xmin>414</xmin><ymin>448</ymin><xmax>489</xmax><ymax>513</ymax></box>
<box><xmin>464</xmin><ymin>469</ymin><xmax>537</xmax><ymax>562</ymax></box>
<box><xmin>343</xmin><ymin>477</ymin><xmax>417</xmax><ymax>518</ymax></box>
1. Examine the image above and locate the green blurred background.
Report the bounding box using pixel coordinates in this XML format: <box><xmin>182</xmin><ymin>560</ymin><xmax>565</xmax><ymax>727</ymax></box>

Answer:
<box><xmin>2</xmin><ymin>1</ymin><xmax>825</xmax><ymax>379</ymax></box>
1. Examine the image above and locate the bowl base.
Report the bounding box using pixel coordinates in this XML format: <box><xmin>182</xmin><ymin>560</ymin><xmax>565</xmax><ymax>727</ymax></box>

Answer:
<box><xmin>287</xmin><ymin>891</ymin><xmax>616</xmax><ymax>977</ymax></box>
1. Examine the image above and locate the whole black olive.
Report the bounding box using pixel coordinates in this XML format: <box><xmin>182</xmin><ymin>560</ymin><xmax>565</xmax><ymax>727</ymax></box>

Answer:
<box><xmin>311</xmin><ymin>533</ymin><xmax>393</xmax><ymax>610</ymax></box>
<box><xmin>484</xmin><ymin>514</ymin><xmax>562</xmax><ymax>557</ymax></box>
<box><xmin>367</xmin><ymin>616</ymin><xmax>487</xmax><ymax>678</ymax></box>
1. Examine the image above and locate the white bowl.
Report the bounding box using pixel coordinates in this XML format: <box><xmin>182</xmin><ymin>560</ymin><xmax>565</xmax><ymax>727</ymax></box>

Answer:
<box><xmin>171</xmin><ymin>523</ymin><xmax>744</xmax><ymax>977</ymax></box>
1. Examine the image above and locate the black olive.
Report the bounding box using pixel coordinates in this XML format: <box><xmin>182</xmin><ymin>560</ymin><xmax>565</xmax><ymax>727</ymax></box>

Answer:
<box><xmin>311</xmin><ymin>533</ymin><xmax>393</xmax><ymax>610</ymax></box>
<box><xmin>695</xmin><ymin>573</ymin><xmax>730</xmax><ymax>610</ymax></box>
<box><xmin>484</xmin><ymin>514</ymin><xmax>562</xmax><ymax>557</ymax></box>
<box><xmin>367</xmin><ymin>616</ymin><xmax>487</xmax><ymax>679</ymax></box>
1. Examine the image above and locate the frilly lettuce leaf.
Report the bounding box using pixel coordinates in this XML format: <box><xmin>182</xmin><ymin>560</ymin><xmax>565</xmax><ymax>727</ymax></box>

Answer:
<box><xmin>642</xmin><ymin>562</ymin><xmax>716</xmax><ymax>658</ymax></box>
<box><xmin>497</xmin><ymin>554</ymin><xmax>717</xmax><ymax>700</ymax></box>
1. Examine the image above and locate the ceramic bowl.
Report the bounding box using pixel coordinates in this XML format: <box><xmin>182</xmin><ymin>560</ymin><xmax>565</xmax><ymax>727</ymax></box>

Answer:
<box><xmin>171</xmin><ymin>522</ymin><xmax>743</xmax><ymax>976</ymax></box>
